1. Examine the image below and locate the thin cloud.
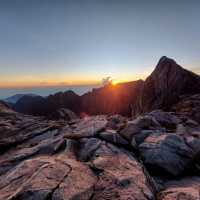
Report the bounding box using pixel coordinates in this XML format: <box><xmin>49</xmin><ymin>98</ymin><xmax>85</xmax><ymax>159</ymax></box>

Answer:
<box><xmin>101</xmin><ymin>77</ymin><xmax>112</xmax><ymax>86</ymax></box>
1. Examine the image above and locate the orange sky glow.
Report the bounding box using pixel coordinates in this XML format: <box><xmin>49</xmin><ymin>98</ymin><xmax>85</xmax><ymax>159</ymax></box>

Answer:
<box><xmin>0</xmin><ymin>68</ymin><xmax>199</xmax><ymax>89</ymax></box>
<box><xmin>0</xmin><ymin>72</ymin><xmax>149</xmax><ymax>89</ymax></box>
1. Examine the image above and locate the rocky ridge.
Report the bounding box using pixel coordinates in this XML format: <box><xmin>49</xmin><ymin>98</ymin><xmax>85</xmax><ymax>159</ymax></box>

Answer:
<box><xmin>1</xmin><ymin>98</ymin><xmax>200</xmax><ymax>200</ymax></box>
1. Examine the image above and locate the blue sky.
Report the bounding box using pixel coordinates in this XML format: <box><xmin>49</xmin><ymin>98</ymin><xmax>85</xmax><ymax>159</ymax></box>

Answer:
<box><xmin>0</xmin><ymin>0</ymin><xmax>200</xmax><ymax>88</ymax></box>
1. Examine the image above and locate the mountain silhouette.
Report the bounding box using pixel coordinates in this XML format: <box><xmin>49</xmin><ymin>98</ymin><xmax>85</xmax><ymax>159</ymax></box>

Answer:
<box><xmin>133</xmin><ymin>56</ymin><xmax>200</xmax><ymax>115</ymax></box>
<box><xmin>11</xmin><ymin>57</ymin><xmax>200</xmax><ymax>117</ymax></box>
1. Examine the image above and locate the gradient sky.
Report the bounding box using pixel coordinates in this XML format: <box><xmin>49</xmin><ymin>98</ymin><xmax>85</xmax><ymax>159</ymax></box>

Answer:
<box><xmin>0</xmin><ymin>0</ymin><xmax>200</xmax><ymax>88</ymax></box>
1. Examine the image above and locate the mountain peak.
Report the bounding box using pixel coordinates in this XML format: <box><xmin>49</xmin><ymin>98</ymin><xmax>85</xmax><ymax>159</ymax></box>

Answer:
<box><xmin>133</xmin><ymin>56</ymin><xmax>200</xmax><ymax>115</ymax></box>
<box><xmin>158</xmin><ymin>56</ymin><xmax>173</xmax><ymax>62</ymax></box>
<box><xmin>155</xmin><ymin>56</ymin><xmax>178</xmax><ymax>72</ymax></box>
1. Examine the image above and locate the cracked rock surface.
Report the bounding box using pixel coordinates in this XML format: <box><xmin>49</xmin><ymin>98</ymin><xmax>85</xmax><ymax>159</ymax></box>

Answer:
<box><xmin>1</xmin><ymin>103</ymin><xmax>200</xmax><ymax>199</ymax></box>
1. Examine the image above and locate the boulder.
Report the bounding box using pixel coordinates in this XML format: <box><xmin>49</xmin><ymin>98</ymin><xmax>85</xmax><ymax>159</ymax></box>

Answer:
<box><xmin>77</xmin><ymin>138</ymin><xmax>102</xmax><ymax>162</ymax></box>
<box><xmin>99</xmin><ymin>129</ymin><xmax>129</xmax><ymax>146</ymax></box>
<box><xmin>132</xmin><ymin>115</ymin><xmax>161</xmax><ymax>129</ymax></box>
<box><xmin>106</xmin><ymin>115</ymin><xmax>127</xmax><ymax>130</ymax></box>
<box><xmin>134</xmin><ymin>130</ymin><xmax>155</xmax><ymax>145</ymax></box>
<box><xmin>120</xmin><ymin>114</ymin><xmax>160</xmax><ymax>141</ymax></box>
<box><xmin>63</xmin><ymin>116</ymin><xmax>107</xmax><ymax>139</ymax></box>
<box><xmin>120</xmin><ymin>122</ymin><xmax>141</xmax><ymax>140</ymax></box>
<box><xmin>139</xmin><ymin>133</ymin><xmax>194</xmax><ymax>176</ymax></box>
<box><xmin>147</xmin><ymin>110</ymin><xmax>180</xmax><ymax>129</ymax></box>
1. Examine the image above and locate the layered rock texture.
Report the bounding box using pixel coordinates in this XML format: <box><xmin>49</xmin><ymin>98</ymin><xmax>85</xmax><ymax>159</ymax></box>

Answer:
<box><xmin>0</xmin><ymin>103</ymin><xmax>156</xmax><ymax>200</ymax></box>
<box><xmin>1</xmin><ymin>97</ymin><xmax>200</xmax><ymax>199</ymax></box>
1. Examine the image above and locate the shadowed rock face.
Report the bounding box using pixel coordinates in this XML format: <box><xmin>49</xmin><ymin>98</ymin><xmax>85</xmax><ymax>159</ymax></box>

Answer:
<box><xmin>81</xmin><ymin>80</ymin><xmax>144</xmax><ymax>116</ymax></box>
<box><xmin>139</xmin><ymin>133</ymin><xmax>194</xmax><ymax>176</ymax></box>
<box><xmin>173</xmin><ymin>94</ymin><xmax>200</xmax><ymax>123</ymax></box>
<box><xmin>133</xmin><ymin>56</ymin><xmax>200</xmax><ymax>116</ymax></box>
<box><xmin>49</xmin><ymin>108</ymin><xmax>79</xmax><ymax>121</ymax></box>
<box><xmin>47</xmin><ymin>90</ymin><xmax>81</xmax><ymax>114</ymax></box>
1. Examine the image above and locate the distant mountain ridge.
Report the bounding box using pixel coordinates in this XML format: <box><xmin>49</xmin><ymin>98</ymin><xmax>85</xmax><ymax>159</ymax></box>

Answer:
<box><xmin>14</xmin><ymin>95</ymin><xmax>47</xmax><ymax>116</ymax></box>
<box><xmin>8</xmin><ymin>56</ymin><xmax>200</xmax><ymax>117</ymax></box>
<box><xmin>4</xmin><ymin>94</ymin><xmax>37</xmax><ymax>104</ymax></box>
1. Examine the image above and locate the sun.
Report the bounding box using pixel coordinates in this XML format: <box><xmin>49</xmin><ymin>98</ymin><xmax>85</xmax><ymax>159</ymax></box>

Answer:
<box><xmin>111</xmin><ymin>80</ymin><xmax>119</xmax><ymax>86</ymax></box>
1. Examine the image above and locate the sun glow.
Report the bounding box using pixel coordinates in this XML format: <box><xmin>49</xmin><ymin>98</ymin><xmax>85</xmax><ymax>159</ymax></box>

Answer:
<box><xmin>111</xmin><ymin>80</ymin><xmax>119</xmax><ymax>86</ymax></box>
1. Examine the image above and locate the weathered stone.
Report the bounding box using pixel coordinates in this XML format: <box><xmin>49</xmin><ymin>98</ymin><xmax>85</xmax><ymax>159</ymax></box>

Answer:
<box><xmin>0</xmin><ymin>156</ymin><xmax>71</xmax><ymax>200</ymax></box>
<box><xmin>132</xmin><ymin>115</ymin><xmax>161</xmax><ymax>129</ymax></box>
<box><xmin>99</xmin><ymin>130</ymin><xmax>129</xmax><ymax>146</ymax></box>
<box><xmin>148</xmin><ymin>110</ymin><xmax>180</xmax><ymax>129</ymax></box>
<box><xmin>77</xmin><ymin>138</ymin><xmax>102</xmax><ymax>161</ymax></box>
<box><xmin>120</xmin><ymin>122</ymin><xmax>141</xmax><ymax>140</ymax></box>
<box><xmin>91</xmin><ymin>153</ymin><xmax>155</xmax><ymax>200</ymax></box>
<box><xmin>176</xmin><ymin>123</ymin><xmax>188</xmax><ymax>136</ymax></box>
<box><xmin>106</xmin><ymin>115</ymin><xmax>127</xmax><ymax>130</ymax></box>
<box><xmin>49</xmin><ymin>108</ymin><xmax>78</xmax><ymax>121</ymax></box>
<box><xmin>139</xmin><ymin>133</ymin><xmax>194</xmax><ymax>176</ymax></box>
<box><xmin>158</xmin><ymin>177</ymin><xmax>200</xmax><ymax>200</ymax></box>
<box><xmin>134</xmin><ymin>130</ymin><xmax>155</xmax><ymax>145</ymax></box>
<box><xmin>120</xmin><ymin>114</ymin><xmax>161</xmax><ymax>141</ymax></box>
<box><xmin>63</xmin><ymin>116</ymin><xmax>107</xmax><ymax>139</ymax></box>
<box><xmin>52</xmin><ymin>156</ymin><xmax>97</xmax><ymax>200</ymax></box>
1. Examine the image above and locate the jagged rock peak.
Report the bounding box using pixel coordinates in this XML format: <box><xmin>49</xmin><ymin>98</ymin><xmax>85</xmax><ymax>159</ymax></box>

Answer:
<box><xmin>133</xmin><ymin>56</ymin><xmax>200</xmax><ymax>116</ymax></box>
<box><xmin>153</xmin><ymin>56</ymin><xmax>179</xmax><ymax>74</ymax></box>
<box><xmin>158</xmin><ymin>56</ymin><xmax>176</xmax><ymax>64</ymax></box>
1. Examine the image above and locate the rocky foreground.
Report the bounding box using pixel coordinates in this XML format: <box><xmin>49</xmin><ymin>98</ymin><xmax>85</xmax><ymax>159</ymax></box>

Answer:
<box><xmin>0</xmin><ymin>99</ymin><xmax>200</xmax><ymax>200</ymax></box>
